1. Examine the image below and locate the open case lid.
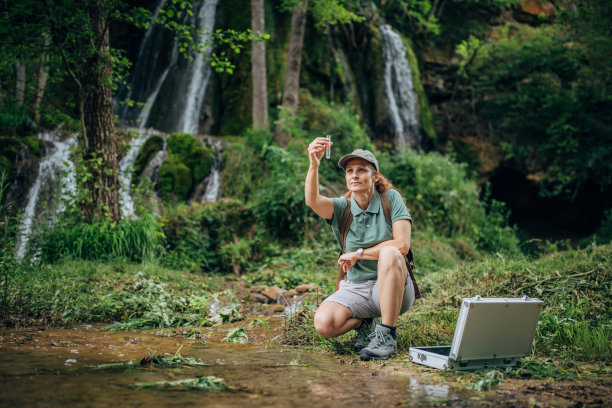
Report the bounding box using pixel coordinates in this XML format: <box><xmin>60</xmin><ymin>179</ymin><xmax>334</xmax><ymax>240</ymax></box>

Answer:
<box><xmin>449</xmin><ymin>296</ymin><xmax>543</xmax><ymax>362</ymax></box>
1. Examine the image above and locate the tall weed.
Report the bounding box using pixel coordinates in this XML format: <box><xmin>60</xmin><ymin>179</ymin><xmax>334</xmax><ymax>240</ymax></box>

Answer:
<box><xmin>35</xmin><ymin>213</ymin><xmax>163</xmax><ymax>263</ymax></box>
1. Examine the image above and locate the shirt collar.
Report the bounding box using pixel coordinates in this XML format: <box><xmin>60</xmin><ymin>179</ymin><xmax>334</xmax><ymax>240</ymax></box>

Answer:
<box><xmin>350</xmin><ymin>190</ymin><xmax>381</xmax><ymax>216</ymax></box>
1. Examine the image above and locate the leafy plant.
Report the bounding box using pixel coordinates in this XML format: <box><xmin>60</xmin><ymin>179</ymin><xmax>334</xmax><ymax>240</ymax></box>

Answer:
<box><xmin>224</xmin><ymin>327</ymin><xmax>248</xmax><ymax>343</ymax></box>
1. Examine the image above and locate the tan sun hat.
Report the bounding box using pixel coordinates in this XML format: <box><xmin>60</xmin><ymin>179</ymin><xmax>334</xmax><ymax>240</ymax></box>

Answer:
<box><xmin>338</xmin><ymin>149</ymin><xmax>379</xmax><ymax>172</ymax></box>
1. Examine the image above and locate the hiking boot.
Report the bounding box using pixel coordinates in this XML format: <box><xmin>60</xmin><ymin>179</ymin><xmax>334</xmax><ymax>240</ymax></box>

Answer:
<box><xmin>354</xmin><ymin>318</ymin><xmax>377</xmax><ymax>352</ymax></box>
<box><xmin>359</xmin><ymin>325</ymin><xmax>397</xmax><ymax>361</ymax></box>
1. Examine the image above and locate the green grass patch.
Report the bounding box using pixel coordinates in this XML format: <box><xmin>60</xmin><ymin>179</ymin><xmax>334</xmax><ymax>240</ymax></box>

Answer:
<box><xmin>1</xmin><ymin>259</ymin><xmax>225</xmax><ymax>328</ymax></box>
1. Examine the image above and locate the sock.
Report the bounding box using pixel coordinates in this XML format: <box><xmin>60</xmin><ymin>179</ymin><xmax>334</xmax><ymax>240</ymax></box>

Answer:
<box><xmin>380</xmin><ymin>324</ymin><xmax>396</xmax><ymax>339</ymax></box>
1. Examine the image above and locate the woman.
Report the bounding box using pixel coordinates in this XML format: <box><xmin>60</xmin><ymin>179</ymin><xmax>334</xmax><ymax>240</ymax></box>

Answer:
<box><xmin>305</xmin><ymin>137</ymin><xmax>417</xmax><ymax>361</ymax></box>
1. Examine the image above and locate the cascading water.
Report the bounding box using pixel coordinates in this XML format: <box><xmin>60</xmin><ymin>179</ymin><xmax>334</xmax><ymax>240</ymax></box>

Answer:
<box><xmin>119</xmin><ymin>129</ymin><xmax>159</xmax><ymax>219</ymax></box>
<box><xmin>201</xmin><ymin>139</ymin><xmax>223</xmax><ymax>203</ymax></box>
<box><xmin>118</xmin><ymin>0</ymin><xmax>219</xmax><ymax>134</ymax></box>
<box><xmin>178</xmin><ymin>0</ymin><xmax>219</xmax><ymax>134</ymax></box>
<box><xmin>379</xmin><ymin>24</ymin><xmax>420</xmax><ymax>150</ymax></box>
<box><xmin>119</xmin><ymin>0</ymin><xmax>168</xmax><ymax>124</ymax></box>
<box><xmin>16</xmin><ymin>132</ymin><xmax>77</xmax><ymax>259</ymax></box>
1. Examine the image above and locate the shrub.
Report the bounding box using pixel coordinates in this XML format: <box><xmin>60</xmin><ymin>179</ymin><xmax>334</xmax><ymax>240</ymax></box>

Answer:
<box><xmin>387</xmin><ymin>150</ymin><xmax>483</xmax><ymax>236</ymax></box>
<box><xmin>35</xmin><ymin>213</ymin><xmax>163</xmax><ymax>263</ymax></box>
<box><xmin>162</xmin><ymin>199</ymin><xmax>258</xmax><ymax>272</ymax></box>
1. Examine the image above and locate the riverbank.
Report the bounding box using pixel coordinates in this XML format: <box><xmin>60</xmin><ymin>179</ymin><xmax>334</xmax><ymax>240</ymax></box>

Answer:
<box><xmin>1</xmin><ymin>242</ymin><xmax>610</xmax><ymax>406</ymax></box>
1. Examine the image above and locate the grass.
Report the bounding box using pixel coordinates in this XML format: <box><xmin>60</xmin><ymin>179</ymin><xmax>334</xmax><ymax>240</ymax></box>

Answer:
<box><xmin>1</xmin><ymin>259</ymin><xmax>225</xmax><ymax>328</ymax></box>
<box><xmin>281</xmin><ymin>242</ymin><xmax>612</xmax><ymax>366</ymax></box>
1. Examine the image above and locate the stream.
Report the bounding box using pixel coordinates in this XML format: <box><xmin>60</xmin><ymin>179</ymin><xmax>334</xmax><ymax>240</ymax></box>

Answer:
<box><xmin>0</xmin><ymin>324</ymin><xmax>469</xmax><ymax>407</ymax></box>
<box><xmin>0</xmin><ymin>324</ymin><xmax>609</xmax><ymax>407</ymax></box>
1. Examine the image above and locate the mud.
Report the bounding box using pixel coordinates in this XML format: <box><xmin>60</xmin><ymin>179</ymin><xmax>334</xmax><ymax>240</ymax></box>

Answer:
<box><xmin>0</xmin><ymin>322</ymin><xmax>610</xmax><ymax>407</ymax></box>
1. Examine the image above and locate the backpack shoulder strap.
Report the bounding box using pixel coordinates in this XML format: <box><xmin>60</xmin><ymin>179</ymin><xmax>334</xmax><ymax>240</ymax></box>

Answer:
<box><xmin>340</xmin><ymin>197</ymin><xmax>353</xmax><ymax>253</ymax></box>
<box><xmin>382</xmin><ymin>190</ymin><xmax>421</xmax><ymax>299</ymax></box>
<box><xmin>380</xmin><ymin>189</ymin><xmax>392</xmax><ymax>226</ymax></box>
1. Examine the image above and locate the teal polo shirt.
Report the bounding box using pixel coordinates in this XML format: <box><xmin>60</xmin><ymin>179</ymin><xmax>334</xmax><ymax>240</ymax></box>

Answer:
<box><xmin>327</xmin><ymin>189</ymin><xmax>412</xmax><ymax>281</ymax></box>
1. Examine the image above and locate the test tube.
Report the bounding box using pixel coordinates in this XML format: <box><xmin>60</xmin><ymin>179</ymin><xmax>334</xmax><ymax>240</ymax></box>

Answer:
<box><xmin>326</xmin><ymin>135</ymin><xmax>331</xmax><ymax>159</ymax></box>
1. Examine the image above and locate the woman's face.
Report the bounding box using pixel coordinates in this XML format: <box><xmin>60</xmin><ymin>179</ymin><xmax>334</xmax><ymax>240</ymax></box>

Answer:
<box><xmin>345</xmin><ymin>158</ymin><xmax>378</xmax><ymax>193</ymax></box>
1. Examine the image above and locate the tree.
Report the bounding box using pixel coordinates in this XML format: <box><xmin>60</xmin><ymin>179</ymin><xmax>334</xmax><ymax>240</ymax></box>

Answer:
<box><xmin>273</xmin><ymin>0</ymin><xmax>362</xmax><ymax>146</ymax></box>
<box><xmin>1</xmin><ymin>0</ymin><xmax>253</xmax><ymax>221</ymax></box>
<box><xmin>251</xmin><ymin>0</ymin><xmax>268</xmax><ymax>129</ymax></box>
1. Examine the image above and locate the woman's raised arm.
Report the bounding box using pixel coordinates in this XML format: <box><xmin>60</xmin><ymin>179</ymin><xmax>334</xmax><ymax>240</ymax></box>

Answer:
<box><xmin>305</xmin><ymin>137</ymin><xmax>334</xmax><ymax>219</ymax></box>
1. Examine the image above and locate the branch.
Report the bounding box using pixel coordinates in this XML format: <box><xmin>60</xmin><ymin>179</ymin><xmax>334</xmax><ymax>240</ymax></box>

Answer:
<box><xmin>43</xmin><ymin>0</ymin><xmax>82</xmax><ymax>90</ymax></box>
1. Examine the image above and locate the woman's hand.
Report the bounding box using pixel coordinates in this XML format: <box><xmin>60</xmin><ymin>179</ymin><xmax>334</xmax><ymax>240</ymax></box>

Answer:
<box><xmin>338</xmin><ymin>251</ymin><xmax>359</xmax><ymax>273</ymax></box>
<box><xmin>307</xmin><ymin>137</ymin><xmax>332</xmax><ymax>167</ymax></box>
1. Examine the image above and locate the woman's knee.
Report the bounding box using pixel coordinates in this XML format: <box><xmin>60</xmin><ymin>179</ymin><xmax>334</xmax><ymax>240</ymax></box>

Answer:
<box><xmin>313</xmin><ymin>308</ymin><xmax>336</xmax><ymax>338</ymax></box>
<box><xmin>379</xmin><ymin>246</ymin><xmax>405</xmax><ymax>269</ymax></box>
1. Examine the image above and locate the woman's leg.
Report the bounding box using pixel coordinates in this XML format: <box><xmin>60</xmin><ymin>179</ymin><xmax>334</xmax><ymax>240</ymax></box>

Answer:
<box><xmin>313</xmin><ymin>301</ymin><xmax>362</xmax><ymax>338</ymax></box>
<box><xmin>377</xmin><ymin>246</ymin><xmax>408</xmax><ymax>327</ymax></box>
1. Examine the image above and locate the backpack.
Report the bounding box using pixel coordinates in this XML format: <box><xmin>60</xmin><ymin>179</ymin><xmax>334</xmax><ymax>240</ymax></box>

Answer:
<box><xmin>337</xmin><ymin>190</ymin><xmax>421</xmax><ymax>299</ymax></box>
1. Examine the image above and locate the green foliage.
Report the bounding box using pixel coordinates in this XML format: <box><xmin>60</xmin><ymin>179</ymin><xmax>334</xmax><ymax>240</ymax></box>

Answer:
<box><xmin>455</xmin><ymin>23</ymin><xmax>612</xmax><ymax>197</ymax></box>
<box><xmin>223</xmin><ymin>327</ymin><xmax>249</xmax><ymax>343</ymax></box>
<box><xmin>1</xmin><ymin>260</ymin><xmax>223</xmax><ymax>327</ymax></box>
<box><xmin>35</xmin><ymin>212</ymin><xmax>163</xmax><ymax>263</ymax></box>
<box><xmin>162</xmin><ymin>199</ymin><xmax>258</xmax><ymax>273</ymax></box>
<box><xmin>386</xmin><ymin>150</ymin><xmax>518</xmax><ymax>255</ymax></box>
<box><xmin>0</xmin><ymin>135</ymin><xmax>42</xmax><ymax>178</ymax></box>
<box><xmin>388</xmin><ymin>150</ymin><xmax>481</xmax><ymax>235</ymax></box>
<box><xmin>221</xmin><ymin>129</ymin><xmax>272</xmax><ymax>203</ymax></box>
<box><xmin>0</xmin><ymin>104</ymin><xmax>36</xmax><ymax>136</ymax></box>
<box><xmin>158</xmin><ymin>133</ymin><xmax>212</xmax><ymax>202</ymax></box>
<box><xmin>247</xmin><ymin>241</ymin><xmax>337</xmax><ymax>290</ymax></box>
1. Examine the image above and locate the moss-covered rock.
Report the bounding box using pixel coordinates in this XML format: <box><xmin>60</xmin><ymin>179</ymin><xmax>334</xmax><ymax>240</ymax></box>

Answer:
<box><xmin>132</xmin><ymin>135</ymin><xmax>164</xmax><ymax>184</ymax></box>
<box><xmin>402</xmin><ymin>35</ymin><xmax>437</xmax><ymax>145</ymax></box>
<box><xmin>158</xmin><ymin>133</ymin><xmax>213</xmax><ymax>202</ymax></box>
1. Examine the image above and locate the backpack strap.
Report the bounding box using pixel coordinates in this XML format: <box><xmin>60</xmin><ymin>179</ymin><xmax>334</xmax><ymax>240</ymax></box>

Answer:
<box><xmin>338</xmin><ymin>190</ymin><xmax>421</xmax><ymax>299</ymax></box>
<box><xmin>379</xmin><ymin>191</ymin><xmax>421</xmax><ymax>299</ymax></box>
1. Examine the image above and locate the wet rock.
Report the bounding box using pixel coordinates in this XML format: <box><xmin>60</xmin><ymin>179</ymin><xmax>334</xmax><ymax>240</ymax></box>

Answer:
<box><xmin>283</xmin><ymin>289</ymin><xmax>298</xmax><ymax>298</ymax></box>
<box><xmin>251</xmin><ymin>293</ymin><xmax>272</xmax><ymax>304</ymax></box>
<box><xmin>295</xmin><ymin>283</ymin><xmax>316</xmax><ymax>293</ymax></box>
<box><xmin>250</xmin><ymin>285</ymin><xmax>269</xmax><ymax>293</ymax></box>
<box><xmin>269</xmin><ymin>304</ymin><xmax>286</xmax><ymax>314</ymax></box>
<box><xmin>261</xmin><ymin>286</ymin><xmax>283</xmax><ymax>302</ymax></box>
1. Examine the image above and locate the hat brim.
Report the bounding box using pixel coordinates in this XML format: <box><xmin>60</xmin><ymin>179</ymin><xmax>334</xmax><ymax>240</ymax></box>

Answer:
<box><xmin>338</xmin><ymin>154</ymin><xmax>378</xmax><ymax>171</ymax></box>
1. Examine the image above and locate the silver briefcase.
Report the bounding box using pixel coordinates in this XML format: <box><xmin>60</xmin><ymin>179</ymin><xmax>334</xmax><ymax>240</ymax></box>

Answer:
<box><xmin>408</xmin><ymin>296</ymin><xmax>543</xmax><ymax>370</ymax></box>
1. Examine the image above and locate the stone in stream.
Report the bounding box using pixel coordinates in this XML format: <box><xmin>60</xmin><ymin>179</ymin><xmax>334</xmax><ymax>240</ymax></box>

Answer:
<box><xmin>295</xmin><ymin>283</ymin><xmax>316</xmax><ymax>293</ymax></box>
<box><xmin>283</xmin><ymin>289</ymin><xmax>298</xmax><ymax>298</ymax></box>
<box><xmin>250</xmin><ymin>293</ymin><xmax>271</xmax><ymax>304</ymax></box>
<box><xmin>249</xmin><ymin>285</ymin><xmax>268</xmax><ymax>293</ymax></box>
<box><xmin>261</xmin><ymin>286</ymin><xmax>283</xmax><ymax>302</ymax></box>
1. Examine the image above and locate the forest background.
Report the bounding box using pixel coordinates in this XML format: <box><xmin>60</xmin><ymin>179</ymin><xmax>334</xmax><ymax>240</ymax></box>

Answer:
<box><xmin>0</xmin><ymin>0</ymin><xmax>610</xmax><ymax>382</ymax></box>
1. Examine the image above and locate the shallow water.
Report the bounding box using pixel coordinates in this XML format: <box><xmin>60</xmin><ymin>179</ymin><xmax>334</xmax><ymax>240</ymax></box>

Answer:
<box><xmin>0</xmin><ymin>324</ymin><xmax>471</xmax><ymax>407</ymax></box>
<box><xmin>1</xmin><ymin>325</ymin><xmax>608</xmax><ymax>407</ymax></box>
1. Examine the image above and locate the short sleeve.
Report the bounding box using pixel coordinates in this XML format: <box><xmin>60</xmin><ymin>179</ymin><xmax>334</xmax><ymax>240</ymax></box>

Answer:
<box><xmin>326</xmin><ymin>196</ymin><xmax>348</xmax><ymax>249</ymax></box>
<box><xmin>387</xmin><ymin>189</ymin><xmax>412</xmax><ymax>224</ymax></box>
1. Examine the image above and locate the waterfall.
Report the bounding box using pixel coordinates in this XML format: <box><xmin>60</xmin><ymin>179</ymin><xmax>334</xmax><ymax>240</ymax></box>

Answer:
<box><xmin>119</xmin><ymin>129</ymin><xmax>157</xmax><ymax>219</ymax></box>
<box><xmin>178</xmin><ymin>0</ymin><xmax>219</xmax><ymax>134</ymax></box>
<box><xmin>16</xmin><ymin>132</ymin><xmax>77</xmax><ymax>259</ymax></box>
<box><xmin>120</xmin><ymin>0</ymin><xmax>168</xmax><ymax>122</ymax></box>
<box><xmin>379</xmin><ymin>24</ymin><xmax>420</xmax><ymax>150</ymax></box>
<box><xmin>201</xmin><ymin>139</ymin><xmax>223</xmax><ymax>203</ymax></box>
<box><xmin>118</xmin><ymin>0</ymin><xmax>219</xmax><ymax>134</ymax></box>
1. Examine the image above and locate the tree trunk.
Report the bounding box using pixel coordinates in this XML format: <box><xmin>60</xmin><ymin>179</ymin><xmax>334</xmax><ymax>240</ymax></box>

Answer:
<box><xmin>14</xmin><ymin>63</ymin><xmax>26</xmax><ymax>104</ymax></box>
<box><xmin>251</xmin><ymin>0</ymin><xmax>268</xmax><ymax>129</ymax></box>
<box><xmin>81</xmin><ymin>0</ymin><xmax>120</xmax><ymax>222</ymax></box>
<box><xmin>274</xmin><ymin>0</ymin><xmax>308</xmax><ymax>146</ymax></box>
<box><xmin>33</xmin><ymin>34</ymin><xmax>50</xmax><ymax>125</ymax></box>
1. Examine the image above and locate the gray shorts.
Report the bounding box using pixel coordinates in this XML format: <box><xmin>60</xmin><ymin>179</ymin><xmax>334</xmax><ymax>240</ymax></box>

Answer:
<box><xmin>322</xmin><ymin>277</ymin><xmax>415</xmax><ymax>319</ymax></box>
